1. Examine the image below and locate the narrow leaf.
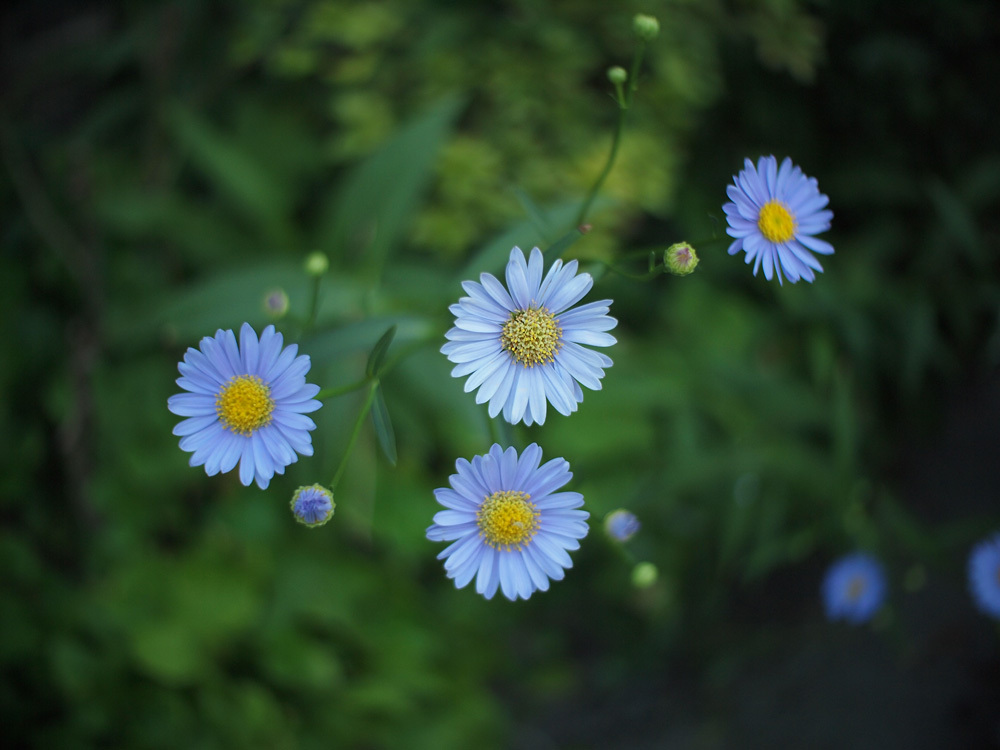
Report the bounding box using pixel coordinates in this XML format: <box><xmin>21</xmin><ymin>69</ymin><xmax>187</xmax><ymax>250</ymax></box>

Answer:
<box><xmin>365</xmin><ymin>325</ymin><xmax>397</xmax><ymax>378</ymax></box>
<box><xmin>371</xmin><ymin>385</ymin><xmax>397</xmax><ymax>466</ymax></box>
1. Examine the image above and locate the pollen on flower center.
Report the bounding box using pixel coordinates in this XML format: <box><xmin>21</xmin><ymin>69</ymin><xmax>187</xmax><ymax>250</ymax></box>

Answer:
<box><xmin>216</xmin><ymin>375</ymin><xmax>275</xmax><ymax>435</ymax></box>
<box><xmin>758</xmin><ymin>200</ymin><xmax>797</xmax><ymax>243</ymax></box>
<box><xmin>846</xmin><ymin>575</ymin><xmax>867</xmax><ymax>602</ymax></box>
<box><xmin>500</xmin><ymin>307</ymin><xmax>562</xmax><ymax>367</ymax></box>
<box><xmin>477</xmin><ymin>490</ymin><xmax>540</xmax><ymax>550</ymax></box>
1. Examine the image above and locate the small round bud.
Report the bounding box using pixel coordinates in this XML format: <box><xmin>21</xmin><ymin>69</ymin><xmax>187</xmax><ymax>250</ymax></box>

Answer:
<box><xmin>631</xmin><ymin>561</ymin><xmax>659</xmax><ymax>588</ymax></box>
<box><xmin>291</xmin><ymin>484</ymin><xmax>335</xmax><ymax>527</ymax></box>
<box><xmin>607</xmin><ymin>66</ymin><xmax>628</xmax><ymax>85</ymax></box>
<box><xmin>263</xmin><ymin>288</ymin><xmax>289</xmax><ymax>319</ymax></box>
<box><xmin>633</xmin><ymin>14</ymin><xmax>660</xmax><ymax>41</ymax></box>
<box><xmin>664</xmin><ymin>242</ymin><xmax>699</xmax><ymax>276</ymax></box>
<box><xmin>604</xmin><ymin>509</ymin><xmax>641</xmax><ymax>542</ymax></box>
<box><xmin>304</xmin><ymin>251</ymin><xmax>329</xmax><ymax>277</ymax></box>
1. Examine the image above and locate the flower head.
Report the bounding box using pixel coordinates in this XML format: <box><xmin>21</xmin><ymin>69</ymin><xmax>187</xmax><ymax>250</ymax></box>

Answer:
<box><xmin>664</xmin><ymin>242</ymin><xmax>699</xmax><ymax>276</ymax></box>
<box><xmin>167</xmin><ymin>322</ymin><xmax>321</xmax><ymax>489</ymax></box>
<box><xmin>426</xmin><ymin>443</ymin><xmax>590</xmax><ymax>601</ymax></box>
<box><xmin>724</xmin><ymin>155</ymin><xmax>833</xmax><ymax>284</ymax></box>
<box><xmin>291</xmin><ymin>484</ymin><xmax>335</xmax><ymax>527</ymax></box>
<box><xmin>604</xmin><ymin>509</ymin><xmax>641</xmax><ymax>542</ymax></box>
<box><xmin>968</xmin><ymin>532</ymin><xmax>1000</xmax><ymax>619</ymax></box>
<box><xmin>821</xmin><ymin>552</ymin><xmax>886</xmax><ymax>625</ymax></box>
<box><xmin>442</xmin><ymin>246</ymin><xmax>617</xmax><ymax>426</ymax></box>
<box><xmin>263</xmin><ymin>288</ymin><xmax>289</xmax><ymax>319</ymax></box>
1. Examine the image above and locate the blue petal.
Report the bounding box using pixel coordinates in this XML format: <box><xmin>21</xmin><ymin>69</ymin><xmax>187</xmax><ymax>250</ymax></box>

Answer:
<box><xmin>240</xmin><ymin>323</ymin><xmax>260</xmax><ymax>374</ymax></box>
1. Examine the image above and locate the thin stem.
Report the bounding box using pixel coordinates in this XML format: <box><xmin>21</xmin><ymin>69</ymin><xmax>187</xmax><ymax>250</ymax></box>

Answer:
<box><xmin>316</xmin><ymin>378</ymin><xmax>370</xmax><ymax>401</ymax></box>
<box><xmin>329</xmin><ymin>380</ymin><xmax>380</xmax><ymax>491</ymax></box>
<box><xmin>304</xmin><ymin>275</ymin><xmax>322</xmax><ymax>334</ymax></box>
<box><xmin>574</xmin><ymin>40</ymin><xmax>648</xmax><ymax>228</ymax></box>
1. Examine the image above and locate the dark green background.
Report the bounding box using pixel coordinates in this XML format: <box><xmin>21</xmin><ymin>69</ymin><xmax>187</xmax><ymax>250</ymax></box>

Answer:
<box><xmin>3</xmin><ymin>0</ymin><xmax>999</xmax><ymax>747</ymax></box>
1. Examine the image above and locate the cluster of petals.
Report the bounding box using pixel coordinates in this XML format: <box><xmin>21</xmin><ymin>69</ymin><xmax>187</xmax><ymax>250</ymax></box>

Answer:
<box><xmin>426</xmin><ymin>443</ymin><xmax>589</xmax><ymax>601</ymax></box>
<box><xmin>821</xmin><ymin>552</ymin><xmax>886</xmax><ymax>625</ymax></box>
<box><xmin>724</xmin><ymin>155</ymin><xmax>834</xmax><ymax>284</ymax></box>
<box><xmin>442</xmin><ymin>246</ymin><xmax>616</xmax><ymax>426</ymax></box>
<box><xmin>167</xmin><ymin>323</ymin><xmax>321</xmax><ymax>490</ymax></box>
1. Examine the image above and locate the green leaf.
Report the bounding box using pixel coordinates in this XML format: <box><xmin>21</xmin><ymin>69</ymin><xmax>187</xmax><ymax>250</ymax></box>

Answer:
<box><xmin>513</xmin><ymin>187</ymin><xmax>554</xmax><ymax>244</ymax></box>
<box><xmin>371</xmin><ymin>384</ymin><xmax>397</xmax><ymax>466</ymax></box>
<box><xmin>165</xmin><ymin>103</ymin><xmax>292</xmax><ymax>245</ymax></box>
<box><xmin>458</xmin><ymin>201</ymin><xmax>583</xmax><ymax>280</ymax></box>
<box><xmin>542</xmin><ymin>225</ymin><xmax>587</xmax><ymax>265</ymax></box>
<box><xmin>365</xmin><ymin>325</ymin><xmax>397</xmax><ymax>379</ymax></box>
<box><xmin>316</xmin><ymin>96</ymin><xmax>464</xmax><ymax>269</ymax></box>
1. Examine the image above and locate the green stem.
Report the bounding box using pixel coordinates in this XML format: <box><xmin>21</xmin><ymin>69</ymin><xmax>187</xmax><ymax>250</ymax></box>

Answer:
<box><xmin>575</xmin><ymin>40</ymin><xmax>648</xmax><ymax>228</ymax></box>
<box><xmin>329</xmin><ymin>380</ymin><xmax>379</xmax><ymax>491</ymax></box>
<box><xmin>304</xmin><ymin>275</ymin><xmax>322</xmax><ymax>334</ymax></box>
<box><xmin>316</xmin><ymin>378</ymin><xmax>370</xmax><ymax>401</ymax></box>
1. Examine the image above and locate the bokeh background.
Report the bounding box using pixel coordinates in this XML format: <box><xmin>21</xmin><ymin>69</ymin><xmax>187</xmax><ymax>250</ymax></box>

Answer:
<box><xmin>3</xmin><ymin>0</ymin><xmax>1000</xmax><ymax>747</ymax></box>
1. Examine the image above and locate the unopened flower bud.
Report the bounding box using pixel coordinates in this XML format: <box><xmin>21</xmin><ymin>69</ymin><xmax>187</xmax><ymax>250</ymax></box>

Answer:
<box><xmin>605</xmin><ymin>509</ymin><xmax>641</xmax><ymax>542</ymax></box>
<box><xmin>304</xmin><ymin>251</ymin><xmax>329</xmax><ymax>277</ymax></box>
<box><xmin>631</xmin><ymin>561</ymin><xmax>658</xmax><ymax>588</ymax></box>
<box><xmin>665</xmin><ymin>242</ymin><xmax>699</xmax><ymax>276</ymax></box>
<box><xmin>291</xmin><ymin>484</ymin><xmax>335</xmax><ymax>527</ymax></box>
<box><xmin>607</xmin><ymin>66</ymin><xmax>628</xmax><ymax>85</ymax></box>
<box><xmin>633</xmin><ymin>14</ymin><xmax>660</xmax><ymax>41</ymax></box>
<box><xmin>263</xmin><ymin>288</ymin><xmax>289</xmax><ymax>319</ymax></box>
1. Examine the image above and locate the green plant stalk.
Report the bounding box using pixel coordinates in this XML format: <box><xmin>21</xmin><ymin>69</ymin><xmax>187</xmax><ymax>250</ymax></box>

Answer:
<box><xmin>304</xmin><ymin>274</ymin><xmax>322</xmax><ymax>333</ymax></box>
<box><xmin>575</xmin><ymin>40</ymin><xmax>648</xmax><ymax>227</ymax></box>
<box><xmin>329</xmin><ymin>379</ymin><xmax>380</xmax><ymax>491</ymax></box>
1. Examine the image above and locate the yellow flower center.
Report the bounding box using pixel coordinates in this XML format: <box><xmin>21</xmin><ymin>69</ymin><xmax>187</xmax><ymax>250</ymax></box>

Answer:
<box><xmin>757</xmin><ymin>200</ymin><xmax>797</xmax><ymax>243</ymax></box>
<box><xmin>477</xmin><ymin>490</ymin><xmax>540</xmax><ymax>550</ymax></box>
<box><xmin>215</xmin><ymin>375</ymin><xmax>274</xmax><ymax>435</ymax></box>
<box><xmin>500</xmin><ymin>307</ymin><xmax>562</xmax><ymax>367</ymax></box>
<box><xmin>845</xmin><ymin>575</ymin><xmax>867</xmax><ymax>602</ymax></box>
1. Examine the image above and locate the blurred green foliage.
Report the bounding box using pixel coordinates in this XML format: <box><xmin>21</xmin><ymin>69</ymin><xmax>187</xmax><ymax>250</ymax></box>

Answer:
<box><xmin>2</xmin><ymin>0</ymin><xmax>1000</xmax><ymax>746</ymax></box>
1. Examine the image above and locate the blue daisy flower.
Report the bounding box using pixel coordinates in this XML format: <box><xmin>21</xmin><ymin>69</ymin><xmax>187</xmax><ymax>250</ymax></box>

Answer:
<box><xmin>968</xmin><ymin>532</ymin><xmax>1000</xmax><ymax>619</ymax></box>
<box><xmin>426</xmin><ymin>443</ymin><xmax>590</xmax><ymax>601</ymax></box>
<box><xmin>724</xmin><ymin>155</ymin><xmax>834</xmax><ymax>284</ymax></box>
<box><xmin>167</xmin><ymin>322</ymin><xmax>321</xmax><ymax>490</ymax></box>
<box><xmin>821</xmin><ymin>552</ymin><xmax>887</xmax><ymax>625</ymax></box>
<box><xmin>442</xmin><ymin>246</ymin><xmax>617</xmax><ymax>426</ymax></box>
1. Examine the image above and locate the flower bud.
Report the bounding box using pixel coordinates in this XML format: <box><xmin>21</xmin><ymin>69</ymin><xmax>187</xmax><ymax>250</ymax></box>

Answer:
<box><xmin>604</xmin><ymin>509</ymin><xmax>641</xmax><ymax>542</ymax></box>
<box><xmin>633</xmin><ymin>14</ymin><xmax>660</xmax><ymax>41</ymax></box>
<box><xmin>607</xmin><ymin>66</ymin><xmax>628</xmax><ymax>85</ymax></box>
<box><xmin>263</xmin><ymin>288</ymin><xmax>289</xmax><ymax>319</ymax></box>
<box><xmin>304</xmin><ymin>251</ymin><xmax>329</xmax><ymax>277</ymax></box>
<box><xmin>291</xmin><ymin>484</ymin><xmax>335</xmax><ymax>527</ymax></box>
<box><xmin>631</xmin><ymin>561</ymin><xmax>659</xmax><ymax>588</ymax></box>
<box><xmin>664</xmin><ymin>242</ymin><xmax>699</xmax><ymax>276</ymax></box>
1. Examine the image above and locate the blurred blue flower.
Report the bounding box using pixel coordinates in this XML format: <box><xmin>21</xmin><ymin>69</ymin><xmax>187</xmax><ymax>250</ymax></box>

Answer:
<box><xmin>968</xmin><ymin>532</ymin><xmax>1000</xmax><ymax>618</ymax></box>
<box><xmin>291</xmin><ymin>484</ymin><xmax>335</xmax><ymax>527</ymax></box>
<box><xmin>604</xmin><ymin>509</ymin><xmax>641</xmax><ymax>542</ymax></box>
<box><xmin>821</xmin><ymin>552</ymin><xmax>886</xmax><ymax>624</ymax></box>
<box><xmin>426</xmin><ymin>443</ymin><xmax>590</xmax><ymax>601</ymax></box>
<box><xmin>442</xmin><ymin>246</ymin><xmax>616</xmax><ymax>426</ymax></box>
<box><xmin>168</xmin><ymin>322</ymin><xmax>321</xmax><ymax>489</ymax></box>
<box><xmin>724</xmin><ymin>155</ymin><xmax>833</xmax><ymax>284</ymax></box>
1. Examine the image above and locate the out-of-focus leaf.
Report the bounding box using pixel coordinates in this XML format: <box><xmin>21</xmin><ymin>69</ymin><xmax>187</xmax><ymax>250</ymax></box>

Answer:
<box><xmin>316</xmin><ymin>96</ymin><xmax>464</xmax><ymax>268</ymax></box>
<box><xmin>166</xmin><ymin>103</ymin><xmax>293</xmax><ymax>244</ymax></box>
<box><xmin>926</xmin><ymin>178</ymin><xmax>984</xmax><ymax>265</ymax></box>
<box><xmin>371</xmin><ymin>384</ymin><xmax>397</xmax><ymax>466</ymax></box>
<box><xmin>304</xmin><ymin>316</ymin><xmax>434</xmax><ymax>370</ymax></box>
<box><xmin>514</xmin><ymin>187</ymin><xmax>554</xmax><ymax>243</ymax></box>
<box><xmin>365</xmin><ymin>325</ymin><xmax>396</xmax><ymax>378</ymax></box>
<box><xmin>542</xmin><ymin>225</ymin><xmax>587</xmax><ymax>264</ymax></box>
<box><xmin>459</xmin><ymin>201</ymin><xmax>582</xmax><ymax>280</ymax></box>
